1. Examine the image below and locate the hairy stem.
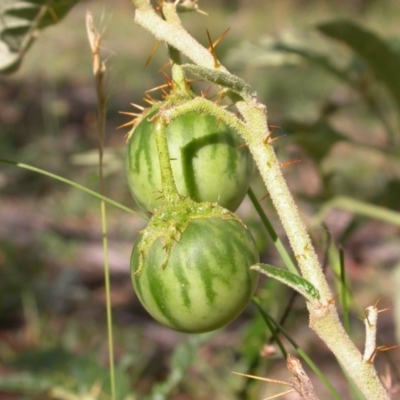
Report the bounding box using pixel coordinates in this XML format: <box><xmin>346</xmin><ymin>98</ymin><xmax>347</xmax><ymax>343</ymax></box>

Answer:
<box><xmin>154</xmin><ymin>118</ymin><xmax>180</xmax><ymax>202</ymax></box>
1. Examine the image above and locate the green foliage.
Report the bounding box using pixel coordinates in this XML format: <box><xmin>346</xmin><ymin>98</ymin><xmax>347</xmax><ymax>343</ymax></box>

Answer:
<box><xmin>229</xmin><ymin>17</ymin><xmax>400</xmax><ymax>206</ymax></box>
<box><xmin>0</xmin><ymin>347</ymin><xmax>133</xmax><ymax>399</ymax></box>
<box><xmin>317</xmin><ymin>20</ymin><xmax>400</xmax><ymax>112</ymax></box>
<box><xmin>0</xmin><ymin>0</ymin><xmax>79</xmax><ymax>73</ymax></box>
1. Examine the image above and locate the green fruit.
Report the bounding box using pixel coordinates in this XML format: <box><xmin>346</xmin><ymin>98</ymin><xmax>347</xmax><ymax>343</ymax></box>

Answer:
<box><xmin>126</xmin><ymin>109</ymin><xmax>253</xmax><ymax>213</ymax></box>
<box><xmin>131</xmin><ymin>216</ymin><xmax>259</xmax><ymax>333</ymax></box>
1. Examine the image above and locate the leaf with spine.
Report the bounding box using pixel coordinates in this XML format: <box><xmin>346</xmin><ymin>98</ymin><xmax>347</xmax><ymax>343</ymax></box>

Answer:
<box><xmin>251</xmin><ymin>264</ymin><xmax>320</xmax><ymax>302</ymax></box>
<box><xmin>0</xmin><ymin>0</ymin><xmax>79</xmax><ymax>73</ymax></box>
<box><xmin>317</xmin><ymin>20</ymin><xmax>400</xmax><ymax>112</ymax></box>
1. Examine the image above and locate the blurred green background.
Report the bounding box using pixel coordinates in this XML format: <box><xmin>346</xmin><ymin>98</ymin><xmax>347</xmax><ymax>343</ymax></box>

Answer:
<box><xmin>1</xmin><ymin>0</ymin><xmax>400</xmax><ymax>399</ymax></box>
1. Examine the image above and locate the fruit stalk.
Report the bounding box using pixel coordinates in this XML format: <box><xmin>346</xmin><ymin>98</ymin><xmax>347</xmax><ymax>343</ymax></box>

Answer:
<box><xmin>153</xmin><ymin>117</ymin><xmax>180</xmax><ymax>203</ymax></box>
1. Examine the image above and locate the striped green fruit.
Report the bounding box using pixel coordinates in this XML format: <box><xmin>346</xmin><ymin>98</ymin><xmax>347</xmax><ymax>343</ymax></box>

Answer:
<box><xmin>126</xmin><ymin>109</ymin><xmax>254</xmax><ymax>213</ymax></box>
<box><xmin>131</xmin><ymin>216</ymin><xmax>259</xmax><ymax>333</ymax></box>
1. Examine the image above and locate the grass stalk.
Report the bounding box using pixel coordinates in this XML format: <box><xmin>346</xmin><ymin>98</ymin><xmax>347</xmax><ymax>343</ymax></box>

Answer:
<box><xmin>86</xmin><ymin>12</ymin><xmax>116</xmax><ymax>400</ymax></box>
<box><xmin>0</xmin><ymin>158</ymin><xmax>147</xmax><ymax>220</ymax></box>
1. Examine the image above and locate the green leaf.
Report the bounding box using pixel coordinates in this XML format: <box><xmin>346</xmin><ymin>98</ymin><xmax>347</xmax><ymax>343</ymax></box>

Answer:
<box><xmin>317</xmin><ymin>20</ymin><xmax>400</xmax><ymax>111</ymax></box>
<box><xmin>251</xmin><ymin>264</ymin><xmax>320</xmax><ymax>301</ymax></box>
<box><xmin>0</xmin><ymin>0</ymin><xmax>79</xmax><ymax>73</ymax></box>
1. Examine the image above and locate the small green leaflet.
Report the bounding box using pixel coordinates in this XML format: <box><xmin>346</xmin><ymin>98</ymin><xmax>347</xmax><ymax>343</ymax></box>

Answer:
<box><xmin>251</xmin><ymin>263</ymin><xmax>320</xmax><ymax>301</ymax></box>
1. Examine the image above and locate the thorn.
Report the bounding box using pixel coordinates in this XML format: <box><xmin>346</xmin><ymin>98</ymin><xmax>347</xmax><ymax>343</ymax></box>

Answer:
<box><xmin>129</xmin><ymin>103</ymin><xmax>145</xmax><ymax>111</ymax></box>
<box><xmin>145</xmin><ymin>82</ymin><xmax>170</xmax><ymax>94</ymax></box>
<box><xmin>263</xmin><ymin>125</ymin><xmax>281</xmax><ymax>144</ymax></box>
<box><xmin>269</xmin><ymin>124</ymin><xmax>280</xmax><ymax>133</ymax></box>
<box><xmin>158</xmin><ymin>60</ymin><xmax>172</xmax><ymax>73</ymax></box>
<box><xmin>143</xmin><ymin>98</ymin><xmax>155</xmax><ymax>106</ymax></box>
<box><xmin>143</xmin><ymin>93</ymin><xmax>156</xmax><ymax>105</ymax></box>
<box><xmin>328</xmin><ymin>293</ymin><xmax>340</xmax><ymax>305</ymax></box>
<box><xmin>200</xmin><ymin>85</ymin><xmax>212</xmax><ymax>98</ymax></box>
<box><xmin>377</xmin><ymin>344</ymin><xmax>399</xmax><ymax>353</ymax></box>
<box><xmin>117</xmin><ymin>120</ymin><xmax>137</xmax><ymax>130</ymax></box>
<box><xmin>259</xmin><ymin>192</ymin><xmax>270</xmax><ymax>202</ymax></box>
<box><xmin>119</xmin><ymin>111</ymin><xmax>141</xmax><ymax>117</ymax></box>
<box><xmin>268</xmin><ymin>126</ymin><xmax>283</xmax><ymax>143</ymax></box>
<box><xmin>270</xmin><ymin>134</ymin><xmax>287</xmax><ymax>143</ymax></box>
<box><xmin>195</xmin><ymin>7</ymin><xmax>209</xmax><ymax>16</ymax></box>
<box><xmin>211</xmin><ymin>27</ymin><xmax>231</xmax><ymax>49</ymax></box>
<box><xmin>374</xmin><ymin>296</ymin><xmax>382</xmax><ymax>308</ymax></box>
<box><xmin>216</xmin><ymin>91</ymin><xmax>227</xmax><ymax>105</ymax></box>
<box><xmin>185</xmin><ymin>77</ymin><xmax>201</xmax><ymax>84</ymax></box>
<box><xmin>366</xmin><ymin>347</ymin><xmax>379</xmax><ymax>363</ymax></box>
<box><xmin>159</xmin><ymin>68</ymin><xmax>173</xmax><ymax>87</ymax></box>
<box><xmin>209</xmin><ymin>90</ymin><xmax>227</xmax><ymax>106</ymax></box>
<box><xmin>236</xmin><ymin>143</ymin><xmax>248</xmax><ymax>150</ymax></box>
<box><xmin>263</xmin><ymin>134</ymin><xmax>271</xmax><ymax>144</ymax></box>
<box><xmin>281</xmin><ymin>159</ymin><xmax>302</xmax><ymax>168</ymax></box>
<box><xmin>206</xmin><ymin>30</ymin><xmax>220</xmax><ymax>68</ymax></box>
<box><xmin>378</xmin><ymin>307</ymin><xmax>392</xmax><ymax>314</ymax></box>
<box><xmin>144</xmin><ymin>40</ymin><xmax>160</xmax><ymax>68</ymax></box>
